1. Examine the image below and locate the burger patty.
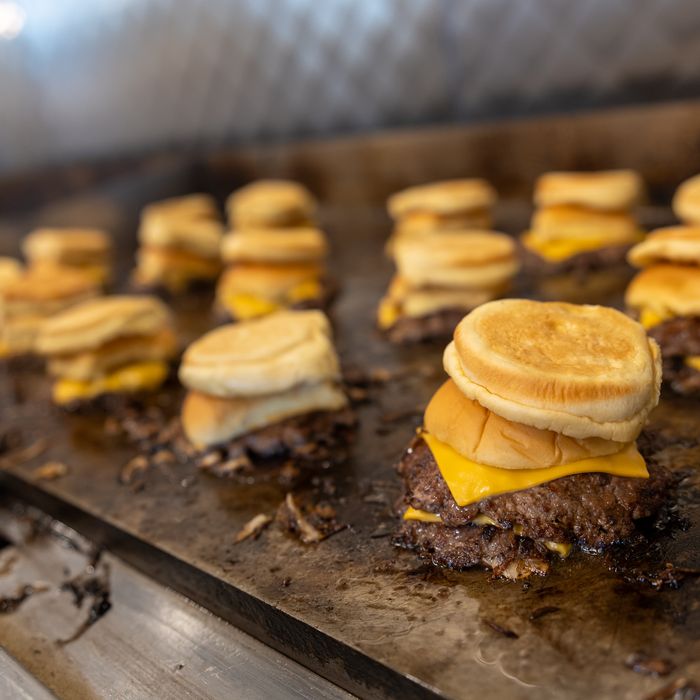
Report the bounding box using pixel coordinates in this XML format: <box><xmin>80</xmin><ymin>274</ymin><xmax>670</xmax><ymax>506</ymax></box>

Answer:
<box><xmin>386</xmin><ymin>308</ymin><xmax>467</xmax><ymax>344</ymax></box>
<box><xmin>647</xmin><ymin>317</ymin><xmax>700</xmax><ymax>395</ymax></box>
<box><xmin>397</xmin><ymin>437</ymin><xmax>669</xmax><ymax>550</ymax></box>
<box><xmin>522</xmin><ymin>242</ymin><xmax>632</xmax><ymax>275</ymax></box>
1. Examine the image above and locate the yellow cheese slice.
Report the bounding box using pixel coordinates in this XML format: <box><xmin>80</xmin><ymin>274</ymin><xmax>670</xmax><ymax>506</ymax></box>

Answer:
<box><xmin>522</xmin><ymin>231</ymin><xmax>614</xmax><ymax>263</ymax></box>
<box><xmin>377</xmin><ymin>297</ymin><xmax>400</xmax><ymax>329</ymax></box>
<box><xmin>287</xmin><ymin>279</ymin><xmax>322</xmax><ymax>303</ymax></box>
<box><xmin>422</xmin><ymin>432</ymin><xmax>648</xmax><ymax>508</ymax></box>
<box><xmin>686</xmin><ymin>356</ymin><xmax>700</xmax><ymax>372</ymax></box>
<box><xmin>54</xmin><ymin>360</ymin><xmax>168</xmax><ymax>404</ymax></box>
<box><xmin>224</xmin><ymin>293</ymin><xmax>280</xmax><ymax>320</ymax></box>
<box><xmin>402</xmin><ymin>508</ymin><xmax>572</xmax><ymax>558</ymax></box>
<box><xmin>640</xmin><ymin>307</ymin><xmax>672</xmax><ymax>330</ymax></box>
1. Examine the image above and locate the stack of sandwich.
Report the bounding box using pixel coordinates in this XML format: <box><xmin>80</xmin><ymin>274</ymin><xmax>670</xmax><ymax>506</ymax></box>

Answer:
<box><xmin>377</xmin><ymin>230</ymin><xmax>519</xmax><ymax>343</ymax></box>
<box><xmin>626</xmin><ymin>226</ymin><xmax>700</xmax><ymax>394</ymax></box>
<box><xmin>522</xmin><ymin>170</ymin><xmax>644</xmax><ymax>271</ymax></box>
<box><xmin>396</xmin><ymin>299</ymin><xmax>666</xmax><ymax>579</ymax></box>
<box><xmin>226</xmin><ymin>180</ymin><xmax>317</xmax><ymax>229</ymax></box>
<box><xmin>179</xmin><ymin>310</ymin><xmax>352</xmax><ymax>468</ymax></box>
<box><xmin>0</xmin><ymin>266</ymin><xmax>100</xmax><ymax>358</ymax></box>
<box><xmin>386</xmin><ymin>179</ymin><xmax>496</xmax><ymax>253</ymax></box>
<box><xmin>22</xmin><ymin>228</ymin><xmax>112</xmax><ymax>286</ymax></box>
<box><xmin>133</xmin><ymin>194</ymin><xmax>224</xmax><ymax>293</ymax></box>
<box><xmin>36</xmin><ymin>295</ymin><xmax>177</xmax><ymax>407</ymax></box>
<box><xmin>673</xmin><ymin>174</ymin><xmax>700</xmax><ymax>224</ymax></box>
<box><xmin>216</xmin><ymin>227</ymin><xmax>331</xmax><ymax>321</ymax></box>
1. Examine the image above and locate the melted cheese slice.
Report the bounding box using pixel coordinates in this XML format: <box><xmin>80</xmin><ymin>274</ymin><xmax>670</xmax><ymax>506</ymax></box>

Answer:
<box><xmin>377</xmin><ymin>297</ymin><xmax>400</xmax><ymax>329</ymax></box>
<box><xmin>402</xmin><ymin>508</ymin><xmax>572</xmax><ymax>558</ymax></box>
<box><xmin>224</xmin><ymin>280</ymin><xmax>322</xmax><ymax>320</ymax></box>
<box><xmin>53</xmin><ymin>360</ymin><xmax>168</xmax><ymax>404</ymax></box>
<box><xmin>522</xmin><ymin>231</ymin><xmax>613</xmax><ymax>262</ymax></box>
<box><xmin>422</xmin><ymin>432</ymin><xmax>648</xmax><ymax>508</ymax></box>
<box><xmin>686</xmin><ymin>356</ymin><xmax>700</xmax><ymax>372</ymax></box>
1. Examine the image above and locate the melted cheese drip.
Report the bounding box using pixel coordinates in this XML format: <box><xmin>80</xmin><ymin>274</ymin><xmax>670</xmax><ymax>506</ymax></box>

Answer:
<box><xmin>53</xmin><ymin>360</ymin><xmax>168</xmax><ymax>404</ymax></box>
<box><xmin>224</xmin><ymin>280</ymin><xmax>322</xmax><ymax>320</ymax></box>
<box><xmin>640</xmin><ymin>307</ymin><xmax>673</xmax><ymax>330</ymax></box>
<box><xmin>402</xmin><ymin>508</ymin><xmax>572</xmax><ymax>558</ymax></box>
<box><xmin>422</xmin><ymin>432</ymin><xmax>648</xmax><ymax>508</ymax></box>
<box><xmin>377</xmin><ymin>297</ymin><xmax>400</xmax><ymax>329</ymax></box>
<box><xmin>521</xmin><ymin>231</ymin><xmax>613</xmax><ymax>262</ymax></box>
<box><xmin>685</xmin><ymin>356</ymin><xmax>700</xmax><ymax>372</ymax></box>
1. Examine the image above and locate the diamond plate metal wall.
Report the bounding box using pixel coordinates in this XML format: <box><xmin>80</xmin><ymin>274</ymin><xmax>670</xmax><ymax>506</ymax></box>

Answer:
<box><xmin>1</xmin><ymin>0</ymin><xmax>700</xmax><ymax>173</ymax></box>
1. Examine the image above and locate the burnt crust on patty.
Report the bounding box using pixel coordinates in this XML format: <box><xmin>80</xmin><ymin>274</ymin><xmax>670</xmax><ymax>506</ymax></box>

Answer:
<box><xmin>394</xmin><ymin>436</ymin><xmax>670</xmax><ymax>573</ymax></box>
<box><xmin>384</xmin><ymin>308</ymin><xmax>467</xmax><ymax>345</ymax></box>
<box><xmin>647</xmin><ymin>317</ymin><xmax>700</xmax><ymax>395</ymax></box>
<box><xmin>521</xmin><ymin>242</ymin><xmax>633</xmax><ymax>275</ymax></box>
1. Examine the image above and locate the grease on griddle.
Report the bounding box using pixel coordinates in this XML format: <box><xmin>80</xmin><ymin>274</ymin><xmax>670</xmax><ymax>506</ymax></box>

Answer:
<box><xmin>528</xmin><ymin>605</ymin><xmax>560</xmax><ymax>621</ymax></box>
<box><xmin>0</xmin><ymin>437</ymin><xmax>48</xmax><ymax>469</ymax></box>
<box><xmin>0</xmin><ymin>583</ymin><xmax>49</xmax><ymax>613</ymax></box>
<box><xmin>277</xmin><ymin>493</ymin><xmax>346</xmax><ymax>544</ymax></box>
<box><xmin>626</xmin><ymin>652</ymin><xmax>675</xmax><ymax>677</ymax></box>
<box><xmin>644</xmin><ymin>677</ymin><xmax>700</xmax><ymax>700</ymax></box>
<box><xmin>483</xmin><ymin>619</ymin><xmax>519</xmax><ymax>639</ymax></box>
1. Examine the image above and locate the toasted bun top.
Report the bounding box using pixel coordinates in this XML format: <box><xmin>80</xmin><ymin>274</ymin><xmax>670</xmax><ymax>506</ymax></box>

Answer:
<box><xmin>179</xmin><ymin>310</ymin><xmax>340</xmax><ymax>397</ymax></box>
<box><xmin>673</xmin><ymin>174</ymin><xmax>700</xmax><ymax>224</ymax></box>
<box><xmin>530</xmin><ymin>204</ymin><xmax>640</xmax><ymax>243</ymax></box>
<box><xmin>22</xmin><ymin>228</ymin><xmax>111</xmax><ymax>264</ymax></box>
<box><xmin>534</xmin><ymin>170</ymin><xmax>643</xmax><ymax>210</ymax></box>
<box><xmin>388</xmin><ymin>179</ymin><xmax>496</xmax><ymax>219</ymax></box>
<box><xmin>444</xmin><ymin>299</ymin><xmax>661</xmax><ymax>441</ymax></box>
<box><xmin>227</xmin><ymin>180</ymin><xmax>316</xmax><ymax>225</ymax></box>
<box><xmin>221</xmin><ymin>227</ymin><xmax>327</xmax><ymax>264</ymax></box>
<box><xmin>425</xmin><ymin>380</ymin><xmax>625</xmax><ymax>469</ymax></box>
<box><xmin>625</xmin><ymin>264</ymin><xmax>700</xmax><ymax>317</ymax></box>
<box><xmin>217</xmin><ymin>263</ymin><xmax>321</xmax><ymax>298</ymax></box>
<box><xmin>3</xmin><ymin>266</ymin><xmax>99</xmax><ymax>302</ymax></box>
<box><xmin>0</xmin><ymin>257</ymin><xmax>23</xmax><ymax>290</ymax></box>
<box><xmin>628</xmin><ymin>226</ymin><xmax>700</xmax><ymax>268</ymax></box>
<box><xmin>141</xmin><ymin>194</ymin><xmax>219</xmax><ymax>222</ymax></box>
<box><xmin>36</xmin><ymin>295</ymin><xmax>173</xmax><ymax>355</ymax></box>
<box><xmin>139</xmin><ymin>217</ymin><xmax>224</xmax><ymax>258</ymax></box>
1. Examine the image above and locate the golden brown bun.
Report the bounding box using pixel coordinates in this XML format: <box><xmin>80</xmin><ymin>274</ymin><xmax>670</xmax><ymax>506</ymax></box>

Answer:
<box><xmin>394</xmin><ymin>209</ymin><xmax>492</xmax><ymax>236</ymax></box>
<box><xmin>627</xmin><ymin>226</ymin><xmax>700</xmax><ymax>268</ymax></box>
<box><xmin>221</xmin><ymin>227</ymin><xmax>327</xmax><ymax>264</ymax></box>
<box><xmin>36</xmin><ymin>295</ymin><xmax>174</xmax><ymax>355</ymax></box>
<box><xmin>425</xmin><ymin>380</ymin><xmax>625</xmax><ymax>469</ymax></box>
<box><xmin>626</xmin><ymin>264</ymin><xmax>700</xmax><ymax>317</ymax></box>
<box><xmin>179</xmin><ymin>310</ymin><xmax>340</xmax><ymax>398</ymax></box>
<box><xmin>530</xmin><ymin>205</ymin><xmax>640</xmax><ymax>243</ymax></box>
<box><xmin>535</xmin><ymin>170</ymin><xmax>643</xmax><ymax>210</ymax></box>
<box><xmin>181</xmin><ymin>381</ymin><xmax>347</xmax><ymax>447</ymax></box>
<box><xmin>216</xmin><ymin>263</ymin><xmax>321</xmax><ymax>301</ymax></box>
<box><xmin>393</xmin><ymin>230</ymin><xmax>519</xmax><ymax>289</ymax></box>
<box><xmin>672</xmin><ymin>174</ymin><xmax>700</xmax><ymax>224</ymax></box>
<box><xmin>3</xmin><ymin>266</ymin><xmax>98</xmax><ymax>304</ymax></box>
<box><xmin>141</xmin><ymin>194</ymin><xmax>219</xmax><ymax>223</ymax></box>
<box><xmin>444</xmin><ymin>300</ymin><xmax>661</xmax><ymax>441</ymax></box>
<box><xmin>22</xmin><ymin>228</ymin><xmax>111</xmax><ymax>266</ymax></box>
<box><xmin>388</xmin><ymin>179</ymin><xmax>496</xmax><ymax>219</ymax></box>
<box><xmin>46</xmin><ymin>327</ymin><xmax>178</xmax><ymax>381</ymax></box>
<box><xmin>227</xmin><ymin>180</ymin><xmax>316</xmax><ymax>228</ymax></box>
<box><xmin>0</xmin><ymin>257</ymin><xmax>23</xmax><ymax>291</ymax></box>
<box><xmin>383</xmin><ymin>275</ymin><xmax>505</xmax><ymax>318</ymax></box>
<box><xmin>139</xmin><ymin>218</ymin><xmax>224</xmax><ymax>259</ymax></box>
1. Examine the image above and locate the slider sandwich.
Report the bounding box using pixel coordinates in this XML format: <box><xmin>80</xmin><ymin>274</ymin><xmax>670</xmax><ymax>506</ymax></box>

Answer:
<box><xmin>216</xmin><ymin>227</ymin><xmax>332</xmax><ymax>320</ymax></box>
<box><xmin>626</xmin><ymin>226</ymin><xmax>700</xmax><ymax>394</ymax></box>
<box><xmin>386</xmin><ymin>179</ymin><xmax>496</xmax><ymax>253</ymax></box>
<box><xmin>0</xmin><ymin>266</ymin><xmax>100</xmax><ymax>358</ymax></box>
<box><xmin>396</xmin><ymin>299</ymin><xmax>666</xmax><ymax>579</ymax></box>
<box><xmin>0</xmin><ymin>257</ymin><xmax>22</xmax><ymax>292</ymax></box>
<box><xmin>522</xmin><ymin>170</ymin><xmax>644</xmax><ymax>274</ymax></box>
<box><xmin>673</xmin><ymin>174</ymin><xmax>700</xmax><ymax>224</ymax></box>
<box><xmin>227</xmin><ymin>180</ymin><xmax>317</xmax><ymax>229</ymax></box>
<box><xmin>22</xmin><ymin>227</ymin><xmax>112</xmax><ymax>285</ymax></box>
<box><xmin>179</xmin><ymin>310</ymin><xmax>352</xmax><ymax>469</ymax></box>
<box><xmin>378</xmin><ymin>230</ymin><xmax>519</xmax><ymax>343</ymax></box>
<box><xmin>133</xmin><ymin>194</ymin><xmax>224</xmax><ymax>294</ymax></box>
<box><xmin>36</xmin><ymin>295</ymin><xmax>177</xmax><ymax>407</ymax></box>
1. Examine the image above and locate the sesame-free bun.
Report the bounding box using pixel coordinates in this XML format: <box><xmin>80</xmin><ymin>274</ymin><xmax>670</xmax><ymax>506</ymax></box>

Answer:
<box><xmin>535</xmin><ymin>170</ymin><xmax>643</xmax><ymax>211</ymax></box>
<box><xmin>221</xmin><ymin>227</ymin><xmax>327</xmax><ymax>264</ymax></box>
<box><xmin>216</xmin><ymin>263</ymin><xmax>321</xmax><ymax>300</ymax></box>
<box><xmin>141</xmin><ymin>194</ymin><xmax>219</xmax><ymax>223</ymax></box>
<box><xmin>531</xmin><ymin>205</ymin><xmax>640</xmax><ymax>243</ymax></box>
<box><xmin>181</xmin><ymin>381</ymin><xmax>347</xmax><ymax>447</ymax></box>
<box><xmin>179</xmin><ymin>310</ymin><xmax>340</xmax><ymax>398</ymax></box>
<box><xmin>388</xmin><ymin>179</ymin><xmax>496</xmax><ymax>219</ymax></box>
<box><xmin>626</xmin><ymin>264</ymin><xmax>700</xmax><ymax>318</ymax></box>
<box><xmin>0</xmin><ymin>257</ymin><xmax>22</xmax><ymax>291</ymax></box>
<box><xmin>443</xmin><ymin>300</ymin><xmax>661</xmax><ymax>442</ymax></box>
<box><xmin>393</xmin><ymin>230</ymin><xmax>519</xmax><ymax>289</ymax></box>
<box><xmin>393</xmin><ymin>209</ymin><xmax>492</xmax><ymax>237</ymax></box>
<box><xmin>3</xmin><ymin>266</ymin><xmax>99</xmax><ymax>313</ymax></box>
<box><xmin>227</xmin><ymin>180</ymin><xmax>316</xmax><ymax>228</ymax></box>
<box><xmin>36</xmin><ymin>295</ymin><xmax>173</xmax><ymax>355</ymax></box>
<box><xmin>628</xmin><ymin>226</ymin><xmax>700</xmax><ymax>268</ymax></box>
<box><xmin>673</xmin><ymin>174</ymin><xmax>700</xmax><ymax>224</ymax></box>
<box><xmin>425</xmin><ymin>380</ymin><xmax>625</xmax><ymax>470</ymax></box>
<box><xmin>139</xmin><ymin>218</ymin><xmax>224</xmax><ymax>259</ymax></box>
<box><xmin>22</xmin><ymin>228</ymin><xmax>111</xmax><ymax>266</ymax></box>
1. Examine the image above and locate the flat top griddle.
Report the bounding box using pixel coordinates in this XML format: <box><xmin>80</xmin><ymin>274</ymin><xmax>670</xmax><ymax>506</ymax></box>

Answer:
<box><xmin>1</xmin><ymin>186</ymin><xmax>699</xmax><ymax>700</ymax></box>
